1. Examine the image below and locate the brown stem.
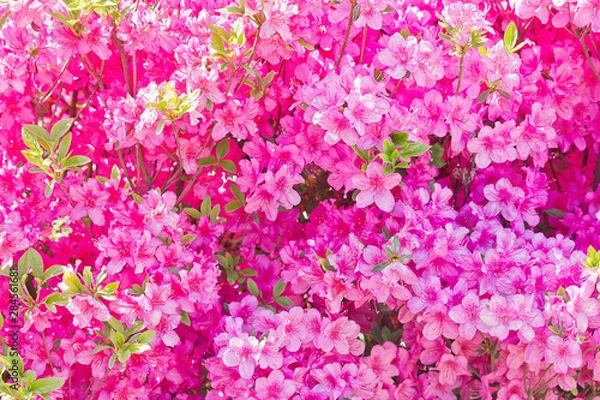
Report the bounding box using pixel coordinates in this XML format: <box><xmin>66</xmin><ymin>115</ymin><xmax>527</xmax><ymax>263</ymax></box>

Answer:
<box><xmin>456</xmin><ymin>51</ymin><xmax>466</xmax><ymax>95</ymax></box>
<box><xmin>41</xmin><ymin>331</ymin><xmax>55</xmax><ymax>372</ymax></box>
<box><xmin>41</xmin><ymin>58</ymin><xmax>72</xmax><ymax>103</ymax></box>
<box><xmin>359</xmin><ymin>26</ymin><xmax>367</xmax><ymax>64</ymax></box>
<box><xmin>116</xmin><ymin>145</ymin><xmax>136</xmax><ymax>192</ymax></box>
<box><xmin>336</xmin><ymin>0</ymin><xmax>357</xmax><ymax>68</ymax></box>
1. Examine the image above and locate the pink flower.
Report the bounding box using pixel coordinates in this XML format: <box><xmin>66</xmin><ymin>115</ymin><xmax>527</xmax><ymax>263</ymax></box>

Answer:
<box><xmin>449</xmin><ymin>292</ymin><xmax>482</xmax><ymax>340</ymax></box>
<box><xmin>221</xmin><ymin>333</ymin><xmax>262</xmax><ymax>379</ymax></box>
<box><xmin>254</xmin><ymin>370</ymin><xmax>296</xmax><ymax>400</ymax></box>
<box><xmin>483</xmin><ymin>178</ymin><xmax>525</xmax><ymax>221</ymax></box>
<box><xmin>263</xmin><ymin>165</ymin><xmax>304</xmax><ymax>209</ymax></box>
<box><xmin>363</xmin><ymin>343</ymin><xmax>399</xmax><ymax>385</ymax></box>
<box><xmin>213</xmin><ymin>99</ymin><xmax>258</xmax><ymax>140</ymax></box>
<box><xmin>437</xmin><ymin>354</ymin><xmax>470</xmax><ymax>387</ymax></box>
<box><xmin>70</xmin><ymin>179</ymin><xmax>109</xmax><ymax>226</ymax></box>
<box><xmin>352</xmin><ymin>162</ymin><xmax>401</xmax><ymax>212</ymax></box>
<box><xmin>467</xmin><ymin>121</ymin><xmax>518</xmax><ymax>169</ymax></box>
<box><xmin>378</xmin><ymin>34</ymin><xmax>417</xmax><ymax>79</ymax></box>
<box><xmin>545</xmin><ymin>336</ymin><xmax>582</xmax><ymax>374</ymax></box>
<box><xmin>480</xmin><ymin>295</ymin><xmax>522</xmax><ymax>340</ymax></box>
<box><xmin>260</xmin><ymin>0</ymin><xmax>298</xmax><ymax>41</ymax></box>
<box><xmin>66</xmin><ymin>296</ymin><xmax>111</xmax><ymax>328</ymax></box>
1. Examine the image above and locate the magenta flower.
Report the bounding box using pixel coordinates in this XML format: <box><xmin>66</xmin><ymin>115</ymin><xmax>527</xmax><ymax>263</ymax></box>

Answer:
<box><xmin>467</xmin><ymin>121</ymin><xmax>519</xmax><ymax>169</ymax></box>
<box><xmin>437</xmin><ymin>354</ymin><xmax>470</xmax><ymax>387</ymax></box>
<box><xmin>352</xmin><ymin>162</ymin><xmax>401</xmax><ymax>212</ymax></box>
<box><xmin>545</xmin><ymin>336</ymin><xmax>582</xmax><ymax>374</ymax></box>
<box><xmin>70</xmin><ymin>179</ymin><xmax>109</xmax><ymax>226</ymax></box>
<box><xmin>254</xmin><ymin>370</ymin><xmax>296</xmax><ymax>400</ymax></box>
<box><xmin>66</xmin><ymin>296</ymin><xmax>111</xmax><ymax>328</ymax></box>
<box><xmin>483</xmin><ymin>178</ymin><xmax>525</xmax><ymax>221</ymax></box>
<box><xmin>480</xmin><ymin>295</ymin><xmax>522</xmax><ymax>340</ymax></box>
<box><xmin>221</xmin><ymin>333</ymin><xmax>262</xmax><ymax>379</ymax></box>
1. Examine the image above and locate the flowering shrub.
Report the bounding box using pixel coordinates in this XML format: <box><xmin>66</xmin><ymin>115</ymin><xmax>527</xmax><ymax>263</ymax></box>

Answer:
<box><xmin>2</xmin><ymin>0</ymin><xmax>600</xmax><ymax>399</ymax></box>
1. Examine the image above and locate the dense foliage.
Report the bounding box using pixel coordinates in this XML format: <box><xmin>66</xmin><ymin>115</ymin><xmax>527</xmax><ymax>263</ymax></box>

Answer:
<box><xmin>2</xmin><ymin>0</ymin><xmax>600</xmax><ymax>399</ymax></box>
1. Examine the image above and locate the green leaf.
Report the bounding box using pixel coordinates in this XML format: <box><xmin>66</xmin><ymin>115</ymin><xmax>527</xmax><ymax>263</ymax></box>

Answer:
<box><xmin>44</xmin><ymin>292</ymin><xmax>69</xmax><ymax>312</ymax></box>
<box><xmin>504</xmin><ymin>21</ymin><xmax>517</xmax><ymax>53</ymax></box>
<box><xmin>275</xmin><ymin>296</ymin><xmax>294</xmax><ymax>308</ymax></box>
<box><xmin>63</xmin><ymin>155</ymin><xmax>91</xmax><ymax>169</ymax></box>
<box><xmin>131</xmin><ymin>193</ymin><xmax>144</xmax><ymax>204</ymax></box>
<box><xmin>28</xmin><ymin>377</ymin><xmax>65</xmax><ymax>394</ymax></box>
<box><xmin>545</xmin><ymin>209</ymin><xmax>564</xmax><ymax>218</ymax></box>
<box><xmin>51</xmin><ymin>118</ymin><xmax>73</xmax><ymax>141</ymax></box>
<box><xmin>102</xmin><ymin>282</ymin><xmax>119</xmax><ymax>294</ymax></box>
<box><xmin>477</xmin><ymin>89</ymin><xmax>491</xmax><ymax>103</ymax></box>
<box><xmin>110</xmin><ymin>165</ymin><xmax>121</xmax><ymax>180</ymax></box>
<box><xmin>156</xmin><ymin>119</ymin><xmax>166</xmax><ymax>135</ymax></box>
<box><xmin>241</xmin><ymin>268</ymin><xmax>257</xmax><ymax>277</ymax></box>
<box><xmin>58</xmin><ymin>132</ymin><xmax>72</xmax><ymax>160</ymax></box>
<box><xmin>23</xmin><ymin>124</ymin><xmax>51</xmax><ymax>142</ymax></box>
<box><xmin>401</xmin><ymin>142</ymin><xmax>430</xmax><ymax>157</ymax></box>
<box><xmin>18</xmin><ymin>248</ymin><xmax>44</xmax><ymax>279</ymax></box>
<box><xmin>247</xmin><ymin>278</ymin><xmax>260</xmax><ymax>297</ymax></box>
<box><xmin>298</xmin><ymin>38</ymin><xmax>314</xmax><ymax>50</ymax></box>
<box><xmin>45</xmin><ymin>180</ymin><xmax>55</xmax><ymax>198</ymax></box>
<box><xmin>216</xmin><ymin>139</ymin><xmax>230</xmax><ymax>161</ymax></box>
<box><xmin>180</xmin><ymin>311</ymin><xmax>191</xmax><ymax>326</ymax></box>
<box><xmin>497</xmin><ymin>89</ymin><xmax>511</xmax><ymax>99</ymax></box>
<box><xmin>201</xmin><ymin>196</ymin><xmax>212</xmax><ymax>215</ymax></box>
<box><xmin>430</xmin><ymin>143</ymin><xmax>446</xmax><ymax>168</ymax></box>
<box><xmin>273</xmin><ymin>280</ymin><xmax>286</xmax><ymax>298</ymax></box>
<box><xmin>372</xmin><ymin>262</ymin><xmax>391</xmax><ymax>272</ymax></box>
<box><xmin>383</xmin><ymin>140</ymin><xmax>396</xmax><ymax>156</ymax></box>
<box><xmin>198</xmin><ymin>156</ymin><xmax>217</xmax><ymax>167</ymax></box>
<box><xmin>91</xmin><ymin>345</ymin><xmax>111</xmax><ymax>355</ymax></box>
<box><xmin>209</xmin><ymin>204</ymin><xmax>220</xmax><ymax>223</ymax></box>
<box><xmin>220</xmin><ymin>160</ymin><xmax>237</xmax><ymax>174</ymax></box>
<box><xmin>230</xmin><ymin>183</ymin><xmax>245</xmax><ymax>203</ymax></box>
<box><xmin>108</xmin><ymin>353</ymin><xmax>117</xmax><ymax>369</ymax></box>
<box><xmin>138</xmin><ymin>330</ymin><xmax>156</xmax><ymax>344</ymax></box>
<box><xmin>180</xmin><ymin>234</ymin><xmax>197</xmax><ymax>244</ymax></box>
<box><xmin>391</xmin><ymin>131</ymin><xmax>409</xmax><ymax>147</ymax></box>
<box><xmin>184</xmin><ymin>207</ymin><xmax>202</xmax><ymax>220</ymax></box>
<box><xmin>225</xmin><ymin>199</ymin><xmax>243</xmax><ymax>212</ymax></box>
<box><xmin>82</xmin><ymin>267</ymin><xmax>93</xmax><ymax>286</ymax></box>
<box><xmin>352</xmin><ymin>145</ymin><xmax>371</xmax><ymax>162</ymax></box>
<box><xmin>108</xmin><ymin>318</ymin><xmax>125</xmax><ymax>334</ymax></box>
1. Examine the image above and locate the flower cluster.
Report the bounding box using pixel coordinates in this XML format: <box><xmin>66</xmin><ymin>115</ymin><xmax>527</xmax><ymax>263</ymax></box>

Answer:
<box><xmin>1</xmin><ymin>0</ymin><xmax>600</xmax><ymax>399</ymax></box>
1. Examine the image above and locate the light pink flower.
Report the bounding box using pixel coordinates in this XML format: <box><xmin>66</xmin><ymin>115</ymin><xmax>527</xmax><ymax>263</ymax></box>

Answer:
<box><xmin>352</xmin><ymin>162</ymin><xmax>401</xmax><ymax>212</ymax></box>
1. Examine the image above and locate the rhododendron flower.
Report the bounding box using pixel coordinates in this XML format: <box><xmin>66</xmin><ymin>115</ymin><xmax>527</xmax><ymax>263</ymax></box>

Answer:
<box><xmin>352</xmin><ymin>163</ymin><xmax>401</xmax><ymax>212</ymax></box>
<box><xmin>545</xmin><ymin>336</ymin><xmax>582</xmax><ymax>374</ymax></box>
<box><xmin>213</xmin><ymin>99</ymin><xmax>258</xmax><ymax>140</ymax></box>
<box><xmin>378</xmin><ymin>34</ymin><xmax>418</xmax><ymax>80</ymax></box>
<box><xmin>221</xmin><ymin>333</ymin><xmax>263</xmax><ymax>379</ymax></box>
<box><xmin>66</xmin><ymin>296</ymin><xmax>111</xmax><ymax>328</ymax></box>
<box><xmin>483</xmin><ymin>178</ymin><xmax>524</xmax><ymax>221</ymax></box>
<box><xmin>437</xmin><ymin>354</ymin><xmax>470</xmax><ymax>386</ymax></box>
<box><xmin>69</xmin><ymin>179</ymin><xmax>109</xmax><ymax>226</ymax></box>
<box><xmin>467</xmin><ymin>121</ymin><xmax>518</xmax><ymax>168</ymax></box>
<box><xmin>254</xmin><ymin>370</ymin><xmax>296</xmax><ymax>400</ymax></box>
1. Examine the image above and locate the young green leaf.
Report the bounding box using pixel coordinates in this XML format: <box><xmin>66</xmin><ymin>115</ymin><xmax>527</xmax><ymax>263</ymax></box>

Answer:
<box><xmin>216</xmin><ymin>139</ymin><xmax>230</xmax><ymax>161</ymax></box>
<box><xmin>198</xmin><ymin>156</ymin><xmax>217</xmax><ymax>166</ymax></box>
<box><xmin>18</xmin><ymin>248</ymin><xmax>44</xmax><ymax>279</ymax></box>
<box><xmin>273</xmin><ymin>280</ymin><xmax>287</xmax><ymax>298</ymax></box>
<box><xmin>220</xmin><ymin>160</ymin><xmax>237</xmax><ymax>174</ymax></box>
<box><xmin>247</xmin><ymin>278</ymin><xmax>260</xmax><ymax>297</ymax></box>
<box><xmin>504</xmin><ymin>21</ymin><xmax>517</xmax><ymax>53</ymax></box>
<box><xmin>28</xmin><ymin>377</ymin><xmax>66</xmax><ymax>394</ymax></box>
<box><xmin>63</xmin><ymin>155</ymin><xmax>91</xmax><ymax>169</ymax></box>
<box><xmin>51</xmin><ymin>118</ymin><xmax>73</xmax><ymax>141</ymax></box>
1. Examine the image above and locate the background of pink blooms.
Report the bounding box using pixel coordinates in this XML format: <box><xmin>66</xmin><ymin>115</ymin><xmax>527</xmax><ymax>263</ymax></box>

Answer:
<box><xmin>2</xmin><ymin>0</ymin><xmax>600</xmax><ymax>398</ymax></box>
